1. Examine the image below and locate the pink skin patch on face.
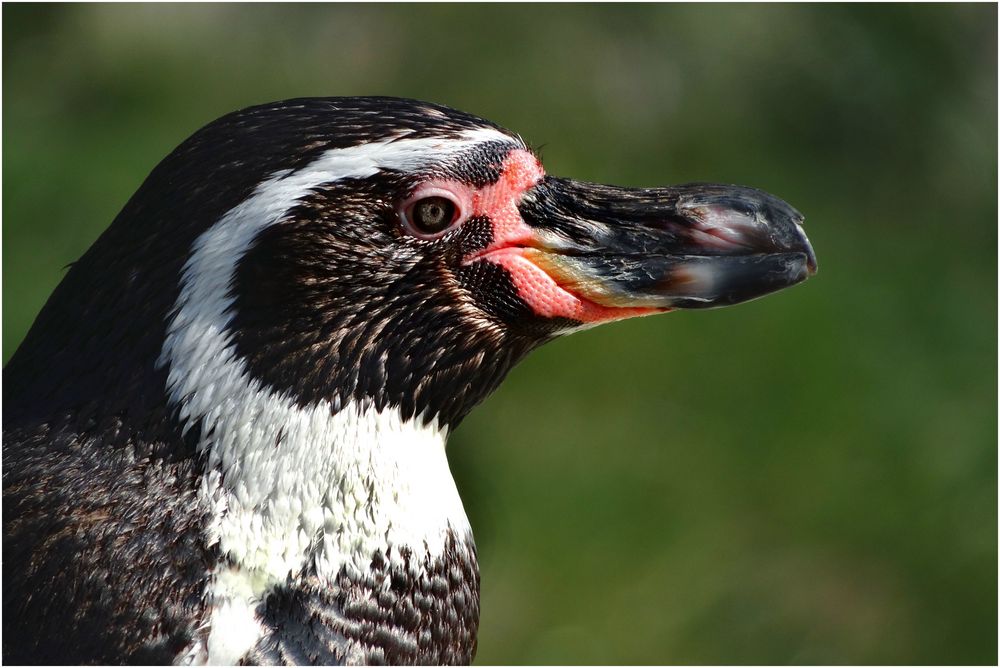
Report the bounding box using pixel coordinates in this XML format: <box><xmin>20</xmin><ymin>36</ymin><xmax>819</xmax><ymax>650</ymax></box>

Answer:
<box><xmin>465</xmin><ymin>149</ymin><xmax>664</xmax><ymax>325</ymax></box>
<box><xmin>470</xmin><ymin>149</ymin><xmax>544</xmax><ymax>249</ymax></box>
<box><xmin>400</xmin><ymin>149</ymin><xmax>542</xmax><ymax>240</ymax></box>
<box><xmin>485</xmin><ymin>248</ymin><xmax>663</xmax><ymax>324</ymax></box>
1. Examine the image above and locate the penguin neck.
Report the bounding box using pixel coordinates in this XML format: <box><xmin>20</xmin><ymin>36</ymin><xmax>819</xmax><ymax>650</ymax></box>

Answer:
<box><xmin>159</xmin><ymin>246</ymin><xmax>478</xmax><ymax>663</ymax></box>
<box><xmin>153</xmin><ymin>154</ymin><xmax>475</xmax><ymax>582</ymax></box>
<box><xmin>155</xmin><ymin>149</ymin><xmax>483</xmax><ymax>663</ymax></box>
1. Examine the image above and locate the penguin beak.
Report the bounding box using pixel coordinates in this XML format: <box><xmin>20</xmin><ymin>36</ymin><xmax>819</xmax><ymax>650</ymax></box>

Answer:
<box><xmin>511</xmin><ymin>176</ymin><xmax>817</xmax><ymax>310</ymax></box>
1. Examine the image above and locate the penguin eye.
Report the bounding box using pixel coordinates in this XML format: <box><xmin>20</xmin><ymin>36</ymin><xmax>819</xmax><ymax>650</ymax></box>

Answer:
<box><xmin>407</xmin><ymin>196</ymin><xmax>459</xmax><ymax>235</ymax></box>
<box><xmin>399</xmin><ymin>183</ymin><xmax>472</xmax><ymax>240</ymax></box>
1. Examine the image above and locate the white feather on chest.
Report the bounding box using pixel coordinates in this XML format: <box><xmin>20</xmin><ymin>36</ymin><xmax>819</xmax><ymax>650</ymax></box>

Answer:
<box><xmin>193</xmin><ymin>395</ymin><xmax>467</xmax><ymax>584</ymax></box>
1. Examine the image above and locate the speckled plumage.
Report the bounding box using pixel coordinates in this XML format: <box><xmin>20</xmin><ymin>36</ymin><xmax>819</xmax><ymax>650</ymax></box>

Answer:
<box><xmin>245</xmin><ymin>534</ymin><xmax>479</xmax><ymax>665</ymax></box>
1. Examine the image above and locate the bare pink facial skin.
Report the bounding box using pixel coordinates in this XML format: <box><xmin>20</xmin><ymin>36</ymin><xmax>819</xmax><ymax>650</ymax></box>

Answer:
<box><xmin>463</xmin><ymin>150</ymin><xmax>665</xmax><ymax>324</ymax></box>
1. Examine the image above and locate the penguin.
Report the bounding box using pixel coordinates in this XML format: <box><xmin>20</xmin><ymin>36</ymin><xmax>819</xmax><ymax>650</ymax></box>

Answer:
<box><xmin>3</xmin><ymin>97</ymin><xmax>816</xmax><ymax>665</ymax></box>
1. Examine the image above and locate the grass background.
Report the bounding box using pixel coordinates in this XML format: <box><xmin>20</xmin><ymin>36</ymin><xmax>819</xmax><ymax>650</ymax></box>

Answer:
<box><xmin>3</xmin><ymin>4</ymin><xmax>996</xmax><ymax>663</ymax></box>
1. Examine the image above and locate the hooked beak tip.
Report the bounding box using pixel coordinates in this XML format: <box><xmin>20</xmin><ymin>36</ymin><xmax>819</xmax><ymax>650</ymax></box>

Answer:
<box><xmin>802</xmin><ymin>232</ymin><xmax>819</xmax><ymax>276</ymax></box>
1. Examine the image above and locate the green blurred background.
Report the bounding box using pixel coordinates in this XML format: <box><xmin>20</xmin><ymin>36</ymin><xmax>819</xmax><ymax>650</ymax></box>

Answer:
<box><xmin>3</xmin><ymin>3</ymin><xmax>996</xmax><ymax>664</ymax></box>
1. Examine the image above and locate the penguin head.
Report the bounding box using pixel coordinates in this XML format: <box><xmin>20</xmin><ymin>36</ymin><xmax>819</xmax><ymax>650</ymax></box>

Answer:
<box><xmin>8</xmin><ymin>97</ymin><xmax>815</xmax><ymax>433</ymax></box>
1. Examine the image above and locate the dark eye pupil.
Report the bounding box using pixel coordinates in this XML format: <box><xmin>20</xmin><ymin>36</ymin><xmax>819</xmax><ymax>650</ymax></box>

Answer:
<box><xmin>413</xmin><ymin>197</ymin><xmax>456</xmax><ymax>233</ymax></box>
